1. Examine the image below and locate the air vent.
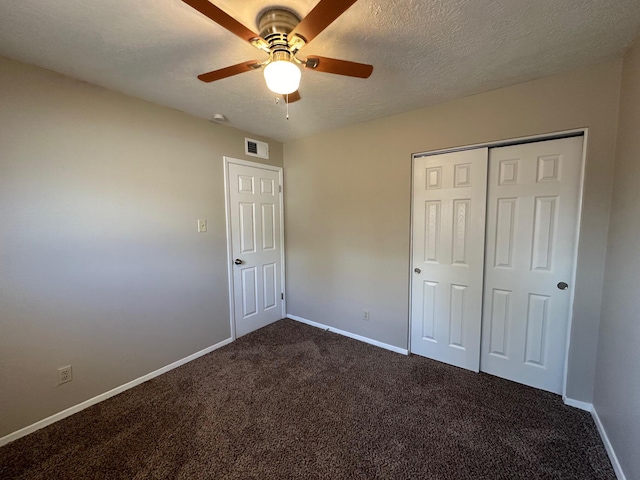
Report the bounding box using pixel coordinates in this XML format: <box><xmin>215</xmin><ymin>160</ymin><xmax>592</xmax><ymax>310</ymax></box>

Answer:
<box><xmin>245</xmin><ymin>138</ymin><xmax>269</xmax><ymax>159</ymax></box>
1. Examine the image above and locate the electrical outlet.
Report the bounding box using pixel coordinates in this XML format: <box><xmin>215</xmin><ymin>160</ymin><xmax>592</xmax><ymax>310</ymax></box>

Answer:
<box><xmin>363</xmin><ymin>310</ymin><xmax>370</xmax><ymax>321</ymax></box>
<box><xmin>197</xmin><ymin>219</ymin><xmax>207</xmax><ymax>233</ymax></box>
<box><xmin>58</xmin><ymin>365</ymin><xmax>73</xmax><ymax>385</ymax></box>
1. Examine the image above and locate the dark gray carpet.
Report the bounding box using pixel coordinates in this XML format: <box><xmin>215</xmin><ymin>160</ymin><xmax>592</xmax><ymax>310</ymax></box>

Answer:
<box><xmin>0</xmin><ymin>319</ymin><xmax>614</xmax><ymax>479</ymax></box>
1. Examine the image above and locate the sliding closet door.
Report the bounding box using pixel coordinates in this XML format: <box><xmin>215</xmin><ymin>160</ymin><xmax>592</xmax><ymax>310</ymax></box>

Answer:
<box><xmin>480</xmin><ymin>137</ymin><xmax>583</xmax><ymax>393</ymax></box>
<box><xmin>410</xmin><ymin>149</ymin><xmax>488</xmax><ymax>372</ymax></box>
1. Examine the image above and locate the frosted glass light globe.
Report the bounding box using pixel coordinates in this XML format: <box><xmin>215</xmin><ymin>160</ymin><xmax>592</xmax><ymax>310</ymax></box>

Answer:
<box><xmin>263</xmin><ymin>60</ymin><xmax>301</xmax><ymax>95</ymax></box>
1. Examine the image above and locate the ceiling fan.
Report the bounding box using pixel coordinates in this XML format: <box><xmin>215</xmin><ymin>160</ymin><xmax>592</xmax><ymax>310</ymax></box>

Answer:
<box><xmin>182</xmin><ymin>0</ymin><xmax>373</xmax><ymax>103</ymax></box>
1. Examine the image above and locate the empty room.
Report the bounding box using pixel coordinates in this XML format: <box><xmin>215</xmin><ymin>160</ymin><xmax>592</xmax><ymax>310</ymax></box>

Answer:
<box><xmin>1</xmin><ymin>0</ymin><xmax>639</xmax><ymax>479</ymax></box>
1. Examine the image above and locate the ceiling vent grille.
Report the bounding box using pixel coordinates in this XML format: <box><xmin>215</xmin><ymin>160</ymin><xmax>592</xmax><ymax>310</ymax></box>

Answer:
<box><xmin>245</xmin><ymin>138</ymin><xmax>269</xmax><ymax>159</ymax></box>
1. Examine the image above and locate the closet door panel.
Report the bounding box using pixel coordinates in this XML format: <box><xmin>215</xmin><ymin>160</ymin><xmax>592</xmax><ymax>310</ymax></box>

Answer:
<box><xmin>481</xmin><ymin>137</ymin><xmax>583</xmax><ymax>393</ymax></box>
<box><xmin>410</xmin><ymin>149</ymin><xmax>488</xmax><ymax>372</ymax></box>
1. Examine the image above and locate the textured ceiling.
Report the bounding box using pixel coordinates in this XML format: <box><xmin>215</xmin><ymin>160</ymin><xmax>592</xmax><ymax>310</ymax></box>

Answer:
<box><xmin>1</xmin><ymin>0</ymin><xmax>639</xmax><ymax>142</ymax></box>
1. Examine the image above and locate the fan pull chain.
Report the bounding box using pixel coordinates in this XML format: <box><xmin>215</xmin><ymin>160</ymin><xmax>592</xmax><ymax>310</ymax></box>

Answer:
<box><xmin>274</xmin><ymin>94</ymin><xmax>290</xmax><ymax>120</ymax></box>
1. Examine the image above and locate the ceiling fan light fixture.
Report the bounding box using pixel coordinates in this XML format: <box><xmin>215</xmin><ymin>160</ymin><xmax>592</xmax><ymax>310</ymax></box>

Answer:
<box><xmin>183</xmin><ymin>0</ymin><xmax>373</xmax><ymax>100</ymax></box>
<box><xmin>263</xmin><ymin>57</ymin><xmax>301</xmax><ymax>95</ymax></box>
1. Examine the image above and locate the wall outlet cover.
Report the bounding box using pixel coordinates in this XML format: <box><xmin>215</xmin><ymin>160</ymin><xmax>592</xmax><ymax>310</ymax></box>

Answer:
<box><xmin>58</xmin><ymin>365</ymin><xmax>73</xmax><ymax>385</ymax></box>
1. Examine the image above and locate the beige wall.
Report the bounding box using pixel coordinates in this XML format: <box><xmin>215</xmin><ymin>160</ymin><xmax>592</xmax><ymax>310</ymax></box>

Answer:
<box><xmin>284</xmin><ymin>60</ymin><xmax>622</xmax><ymax>403</ymax></box>
<box><xmin>593</xmin><ymin>37</ymin><xmax>640</xmax><ymax>479</ymax></box>
<box><xmin>0</xmin><ymin>56</ymin><xmax>282</xmax><ymax>437</ymax></box>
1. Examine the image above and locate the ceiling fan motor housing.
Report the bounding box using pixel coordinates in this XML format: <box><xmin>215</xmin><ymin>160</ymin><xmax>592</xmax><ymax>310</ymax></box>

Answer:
<box><xmin>258</xmin><ymin>9</ymin><xmax>300</xmax><ymax>37</ymax></box>
<box><xmin>258</xmin><ymin>8</ymin><xmax>302</xmax><ymax>54</ymax></box>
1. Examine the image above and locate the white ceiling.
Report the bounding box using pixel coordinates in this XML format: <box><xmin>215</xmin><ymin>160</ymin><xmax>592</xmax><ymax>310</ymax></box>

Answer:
<box><xmin>1</xmin><ymin>0</ymin><xmax>639</xmax><ymax>142</ymax></box>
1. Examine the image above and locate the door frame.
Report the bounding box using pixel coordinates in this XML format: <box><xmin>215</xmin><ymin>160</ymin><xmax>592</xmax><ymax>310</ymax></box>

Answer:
<box><xmin>408</xmin><ymin>128</ymin><xmax>588</xmax><ymax>399</ymax></box>
<box><xmin>223</xmin><ymin>156</ymin><xmax>286</xmax><ymax>340</ymax></box>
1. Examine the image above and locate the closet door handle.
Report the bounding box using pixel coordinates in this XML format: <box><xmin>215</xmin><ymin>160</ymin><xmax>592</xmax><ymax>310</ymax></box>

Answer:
<box><xmin>234</xmin><ymin>259</ymin><xmax>243</xmax><ymax>265</ymax></box>
<box><xmin>414</xmin><ymin>268</ymin><xmax>422</xmax><ymax>274</ymax></box>
<box><xmin>557</xmin><ymin>282</ymin><xmax>568</xmax><ymax>290</ymax></box>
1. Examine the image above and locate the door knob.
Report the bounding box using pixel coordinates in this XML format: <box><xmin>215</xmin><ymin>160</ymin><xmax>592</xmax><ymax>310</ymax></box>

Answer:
<box><xmin>557</xmin><ymin>282</ymin><xmax>569</xmax><ymax>290</ymax></box>
<box><xmin>414</xmin><ymin>268</ymin><xmax>422</xmax><ymax>274</ymax></box>
<box><xmin>234</xmin><ymin>259</ymin><xmax>243</xmax><ymax>265</ymax></box>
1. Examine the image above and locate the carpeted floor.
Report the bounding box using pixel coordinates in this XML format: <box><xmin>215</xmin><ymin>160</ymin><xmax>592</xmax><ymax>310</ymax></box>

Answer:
<box><xmin>0</xmin><ymin>319</ymin><xmax>615</xmax><ymax>479</ymax></box>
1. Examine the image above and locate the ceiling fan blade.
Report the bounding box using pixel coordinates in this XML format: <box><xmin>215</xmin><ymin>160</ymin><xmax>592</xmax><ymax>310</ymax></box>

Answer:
<box><xmin>282</xmin><ymin>91</ymin><xmax>301</xmax><ymax>103</ymax></box>
<box><xmin>197</xmin><ymin>61</ymin><xmax>261</xmax><ymax>83</ymax></box>
<box><xmin>289</xmin><ymin>0</ymin><xmax>359</xmax><ymax>44</ymax></box>
<box><xmin>182</xmin><ymin>0</ymin><xmax>261</xmax><ymax>44</ymax></box>
<box><xmin>304</xmin><ymin>56</ymin><xmax>373</xmax><ymax>78</ymax></box>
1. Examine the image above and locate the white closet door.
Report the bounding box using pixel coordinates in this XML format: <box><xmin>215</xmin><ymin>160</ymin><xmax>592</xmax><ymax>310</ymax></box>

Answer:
<box><xmin>481</xmin><ymin>137</ymin><xmax>583</xmax><ymax>393</ymax></box>
<box><xmin>410</xmin><ymin>149</ymin><xmax>488</xmax><ymax>371</ymax></box>
<box><xmin>228</xmin><ymin>162</ymin><xmax>283</xmax><ymax>338</ymax></box>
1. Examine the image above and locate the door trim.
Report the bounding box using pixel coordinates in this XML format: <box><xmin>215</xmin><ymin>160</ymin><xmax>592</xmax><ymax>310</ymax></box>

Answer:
<box><xmin>409</xmin><ymin>129</ymin><xmax>587</xmax><ymax>399</ymax></box>
<box><xmin>413</xmin><ymin>128</ymin><xmax>587</xmax><ymax>159</ymax></box>
<box><xmin>223</xmin><ymin>157</ymin><xmax>286</xmax><ymax>340</ymax></box>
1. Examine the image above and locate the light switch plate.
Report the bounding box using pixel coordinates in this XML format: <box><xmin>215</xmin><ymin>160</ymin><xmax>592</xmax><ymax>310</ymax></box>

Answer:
<box><xmin>197</xmin><ymin>219</ymin><xmax>207</xmax><ymax>233</ymax></box>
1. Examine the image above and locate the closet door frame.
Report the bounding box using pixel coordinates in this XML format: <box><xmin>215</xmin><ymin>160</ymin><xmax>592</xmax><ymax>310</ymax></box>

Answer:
<box><xmin>408</xmin><ymin>128</ymin><xmax>588</xmax><ymax>400</ymax></box>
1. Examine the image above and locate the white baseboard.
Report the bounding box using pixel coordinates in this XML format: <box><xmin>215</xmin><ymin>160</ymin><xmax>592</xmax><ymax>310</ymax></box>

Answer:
<box><xmin>591</xmin><ymin>406</ymin><xmax>626</xmax><ymax>480</ymax></box>
<box><xmin>0</xmin><ymin>337</ymin><xmax>234</xmax><ymax>447</ymax></box>
<box><xmin>287</xmin><ymin>314</ymin><xmax>409</xmax><ymax>355</ymax></box>
<box><xmin>561</xmin><ymin>398</ymin><xmax>626</xmax><ymax>479</ymax></box>
<box><xmin>563</xmin><ymin>396</ymin><xmax>593</xmax><ymax>412</ymax></box>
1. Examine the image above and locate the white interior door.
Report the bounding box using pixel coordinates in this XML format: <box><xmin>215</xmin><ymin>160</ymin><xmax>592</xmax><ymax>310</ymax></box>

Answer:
<box><xmin>481</xmin><ymin>137</ymin><xmax>583</xmax><ymax>393</ymax></box>
<box><xmin>410</xmin><ymin>148</ymin><xmax>488</xmax><ymax>371</ymax></box>
<box><xmin>226</xmin><ymin>160</ymin><xmax>284</xmax><ymax>338</ymax></box>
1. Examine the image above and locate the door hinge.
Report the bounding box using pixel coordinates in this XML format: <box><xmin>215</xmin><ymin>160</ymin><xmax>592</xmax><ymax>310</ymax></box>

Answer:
<box><xmin>279</xmin><ymin>185</ymin><xmax>282</xmax><ymax>193</ymax></box>
<box><xmin>281</xmin><ymin>293</ymin><xmax>284</xmax><ymax>300</ymax></box>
